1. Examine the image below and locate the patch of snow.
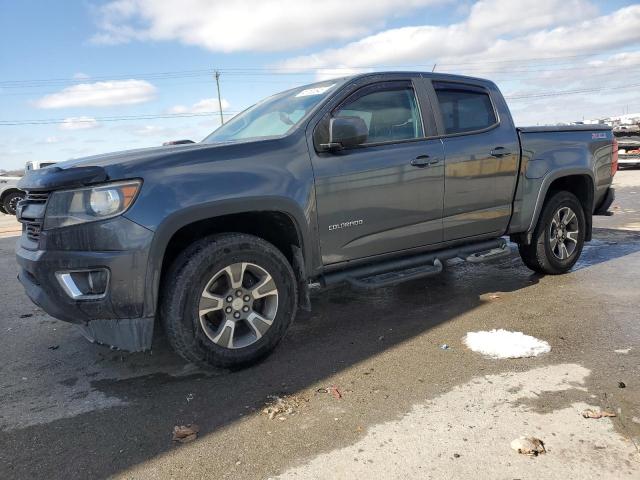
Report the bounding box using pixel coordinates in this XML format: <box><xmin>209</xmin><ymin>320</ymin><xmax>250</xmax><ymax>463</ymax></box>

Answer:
<box><xmin>614</xmin><ymin>348</ymin><xmax>631</xmax><ymax>354</ymax></box>
<box><xmin>463</xmin><ymin>329</ymin><xmax>551</xmax><ymax>359</ymax></box>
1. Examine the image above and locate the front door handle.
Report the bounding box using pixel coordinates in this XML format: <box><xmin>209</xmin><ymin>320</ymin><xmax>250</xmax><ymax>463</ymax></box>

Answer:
<box><xmin>490</xmin><ymin>147</ymin><xmax>511</xmax><ymax>158</ymax></box>
<box><xmin>411</xmin><ymin>155</ymin><xmax>440</xmax><ymax>167</ymax></box>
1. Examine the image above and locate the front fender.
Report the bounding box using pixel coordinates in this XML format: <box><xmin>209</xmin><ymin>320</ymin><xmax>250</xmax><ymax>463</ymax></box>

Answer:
<box><xmin>136</xmin><ymin>195</ymin><xmax>315</xmax><ymax>318</ymax></box>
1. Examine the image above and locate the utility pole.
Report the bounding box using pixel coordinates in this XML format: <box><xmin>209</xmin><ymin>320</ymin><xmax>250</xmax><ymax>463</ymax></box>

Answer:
<box><xmin>432</xmin><ymin>63</ymin><xmax>437</xmax><ymax>72</ymax></box>
<box><xmin>215</xmin><ymin>70</ymin><xmax>224</xmax><ymax>125</ymax></box>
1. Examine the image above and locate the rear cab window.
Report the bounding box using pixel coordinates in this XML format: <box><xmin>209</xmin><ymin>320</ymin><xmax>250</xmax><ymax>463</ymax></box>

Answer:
<box><xmin>433</xmin><ymin>82</ymin><xmax>498</xmax><ymax>135</ymax></box>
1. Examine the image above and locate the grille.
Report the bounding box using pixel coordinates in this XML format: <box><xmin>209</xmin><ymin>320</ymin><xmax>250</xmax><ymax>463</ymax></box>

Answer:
<box><xmin>24</xmin><ymin>221</ymin><xmax>42</xmax><ymax>242</ymax></box>
<box><xmin>25</xmin><ymin>191</ymin><xmax>50</xmax><ymax>203</ymax></box>
<box><xmin>20</xmin><ymin>190</ymin><xmax>50</xmax><ymax>243</ymax></box>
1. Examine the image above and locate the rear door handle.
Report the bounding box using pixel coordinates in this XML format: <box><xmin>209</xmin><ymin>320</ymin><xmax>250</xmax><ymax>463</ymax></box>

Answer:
<box><xmin>411</xmin><ymin>155</ymin><xmax>440</xmax><ymax>167</ymax></box>
<box><xmin>490</xmin><ymin>147</ymin><xmax>511</xmax><ymax>158</ymax></box>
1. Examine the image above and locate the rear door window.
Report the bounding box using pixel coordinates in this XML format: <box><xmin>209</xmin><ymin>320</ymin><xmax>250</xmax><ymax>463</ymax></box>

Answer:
<box><xmin>434</xmin><ymin>83</ymin><xmax>497</xmax><ymax>135</ymax></box>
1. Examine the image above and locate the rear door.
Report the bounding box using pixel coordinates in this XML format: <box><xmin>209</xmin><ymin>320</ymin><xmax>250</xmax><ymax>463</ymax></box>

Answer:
<box><xmin>309</xmin><ymin>77</ymin><xmax>445</xmax><ymax>265</ymax></box>
<box><xmin>427</xmin><ymin>79</ymin><xmax>519</xmax><ymax>241</ymax></box>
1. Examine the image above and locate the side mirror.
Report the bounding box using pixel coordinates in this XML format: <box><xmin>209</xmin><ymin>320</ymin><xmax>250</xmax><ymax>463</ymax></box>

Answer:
<box><xmin>321</xmin><ymin>116</ymin><xmax>368</xmax><ymax>151</ymax></box>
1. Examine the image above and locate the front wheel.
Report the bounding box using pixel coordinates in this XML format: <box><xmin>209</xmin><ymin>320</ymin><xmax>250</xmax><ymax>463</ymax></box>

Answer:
<box><xmin>518</xmin><ymin>191</ymin><xmax>586</xmax><ymax>275</ymax></box>
<box><xmin>3</xmin><ymin>191</ymin><xmax>24</xmax><ymax>216</ymax></box>
<box><xmin>161</xmin><ymin>233</ymin><xmax>298</xmax><ymax>368</ymax></box>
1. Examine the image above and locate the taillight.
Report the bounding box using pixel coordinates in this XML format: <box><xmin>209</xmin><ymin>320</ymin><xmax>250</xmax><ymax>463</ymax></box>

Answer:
<box><xmin>612</xmin><ymin>137</ymin><xmax>618</xmax><ymax>176</ymax></box>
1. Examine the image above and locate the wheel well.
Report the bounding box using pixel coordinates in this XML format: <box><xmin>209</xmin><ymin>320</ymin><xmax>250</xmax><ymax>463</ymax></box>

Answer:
<box><xmin>0</xmin><ymin>188</ymin><xmax>22</xmax><ymax>203</ymax></box>
<box><xmin>160</xmin><ymin>211</ymin><xmax>302</xmax><ymax>279</ymax></box>
<box><xmin>546</xmin><ymin>174</ymin><xmax>594</xmax><ymax>240</ymax></box>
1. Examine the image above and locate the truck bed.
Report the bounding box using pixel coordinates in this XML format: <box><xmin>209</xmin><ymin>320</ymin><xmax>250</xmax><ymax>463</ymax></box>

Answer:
<box><xmin>517</xmin><ymin>124</ymin><xmax>611</xmax><ymax>133</ymax></box>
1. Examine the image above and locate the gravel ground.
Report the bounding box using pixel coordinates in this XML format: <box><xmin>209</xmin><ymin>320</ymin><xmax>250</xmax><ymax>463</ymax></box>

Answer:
<box><xmin>0</xmin><ymin>170</ymin><xmax>638</xmax><ymax>479</ymax></box>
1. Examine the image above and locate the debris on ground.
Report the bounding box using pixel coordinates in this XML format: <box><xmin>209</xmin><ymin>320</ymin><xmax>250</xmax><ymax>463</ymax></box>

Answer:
<box><xmin>440</xmin><ymin>344</ymin><xmax>450</xmax><ymax>350</ymax></box>
<box><xmin>510</xmin><ymin>436</ymin><xmax>546</xmax><ymax>456</ymax></box>
<box><xmin>262</xmin><ymin>394</ymin><xmax>306</xmax><ymax>420</ymax></box>
<box><xmin>614</xmin><ymin>348</ymin><xmax>631</xmax><ymax>354</ymax></box>
<box><xmin>328</xmin><ymin>386</ymin><xmax>342</xmax><ymax>400</ymax></box>
<box><xmin>316</xmin><ymin>386</ymin><xmax>343</xmax><ymax>399</ymax></box>
<box><xmin>48</xmin><ymin>345</ymin><xmax>59</xmax><ymax>350</ymax></box>
<box><xmin>582</xmin><ymin>409</ymin><xmax>616</xmax><ymax>419</ymax></box>
<box><xmin>186</xmin><ymin>393</ymin><xmax>194</xmax><ymax>403</ymax></box>
<box><xmin>172</xmin><ymin>424</ymin><xmax>199</xmax><ymax>443</ymax></box>
<box><xmin>19</xmin><ymin>314</ymin><xmax>33</xmax><ymax>318</ymax></box>
<box><xmin>464</xmin><ymin>329</ymin><xmax>551</xmax><ymax>359</ymax></box>
<box><xmin>488</xmin><ymin>294</ymin><xmax>501</xmax><ymax>300</ymax></box>
<box><xmin>618</xmin><ymin>381</ymin><xmax>626</xmax><ymax>389</ymax></box>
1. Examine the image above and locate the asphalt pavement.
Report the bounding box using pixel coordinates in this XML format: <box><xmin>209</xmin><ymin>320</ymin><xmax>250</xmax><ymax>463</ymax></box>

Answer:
<box><xmin>1</xmin><ymin>171</ymin><xmax>639</xmax><ymax>479</ymax></box>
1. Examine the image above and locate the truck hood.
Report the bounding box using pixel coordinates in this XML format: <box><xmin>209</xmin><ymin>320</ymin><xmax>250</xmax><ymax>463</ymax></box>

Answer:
<box><xmin>17</xmin><ymin>140</ymin><xmax>269</xmax><ymax>191</ymax></box>
<box><xmin>54</xmin><ymin>143</ymin><xmax>211</xmax><ymax>170</ymax></box>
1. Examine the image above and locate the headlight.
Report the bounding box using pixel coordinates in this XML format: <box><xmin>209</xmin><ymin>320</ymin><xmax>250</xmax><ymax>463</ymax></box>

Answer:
<box><xmin>44</xmin><ymin>180</ymin><xmax>141</xmax><ymax>230</ymax></box>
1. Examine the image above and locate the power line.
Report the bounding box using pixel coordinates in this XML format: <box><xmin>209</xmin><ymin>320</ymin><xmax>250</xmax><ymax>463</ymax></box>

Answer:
<box><xmin>0</xmin><ymin>111</ymin><xmax>240</xmax><ymax>126</ymax></box>
<box><xmin>504</xmin><ymin>82</ymin><xmax>640</xmax><ymax>100</ymax></box>
<box><xmin>0</xmin><ymin>49</ymin><xmax>629</xmax><ymax>87</ymax></box>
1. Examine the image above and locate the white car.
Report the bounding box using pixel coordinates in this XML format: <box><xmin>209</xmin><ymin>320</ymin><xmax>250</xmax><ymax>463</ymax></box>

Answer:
<box><xmin>0</xmin><ymin>175</ymin><xmax>24</xmax><ymax>215</ymax></box>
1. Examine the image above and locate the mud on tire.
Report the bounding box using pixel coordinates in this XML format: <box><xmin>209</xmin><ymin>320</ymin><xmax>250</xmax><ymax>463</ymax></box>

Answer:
<box><xmin>518</xmin><ymin>191</ymin><xmax>586</xmax><ymax>275</ymax></box>
<box><xmin>161</xmin><ymin>233</ymin><xmax>298</xmax><ymax>369</ymax></box>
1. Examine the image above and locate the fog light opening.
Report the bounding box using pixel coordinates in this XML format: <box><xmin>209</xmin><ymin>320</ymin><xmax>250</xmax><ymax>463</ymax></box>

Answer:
<box><xmin>56</xmin><ymin>269</ymin><xmax>110</xmax><ymax>300</ymax></box>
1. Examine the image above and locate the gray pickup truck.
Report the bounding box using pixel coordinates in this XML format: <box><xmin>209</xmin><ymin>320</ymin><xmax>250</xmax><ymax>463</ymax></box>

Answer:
<box><xmin>16</xmin><ymin>72</ymin><xmax>617</xmax><ymax>368</ymax></box>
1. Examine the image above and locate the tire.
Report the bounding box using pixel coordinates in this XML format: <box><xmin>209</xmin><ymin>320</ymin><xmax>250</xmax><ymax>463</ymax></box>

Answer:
<box><xmin>2</xmin><ymin>191</ymin><xmax>24</xmax><ymax>216</ymax></box>
<box><xmin>518</xmin><ymin>191</ymin><xmax>586</xmax><ymax>275</ymax></box>
<box><xmin>161</xmin><ymin>233</ymin><xmax>298</xmax><ymax>368</ymax></box>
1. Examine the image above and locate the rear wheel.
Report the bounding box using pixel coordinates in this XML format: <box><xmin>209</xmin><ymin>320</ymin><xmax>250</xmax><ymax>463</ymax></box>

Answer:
<box><xmin>518</xmin><ymin>191</ymin><xmax>586</xmax><ymax>275</ymax></box>
<box><xmin>161</xmin><ymin>233</ymin><xmax>298</xmax><ymax>368</ymax></box>
<box><xmin>3</xmin><ymin>191</ymin><xmax>24</xmax><ymax>216</ymax></box>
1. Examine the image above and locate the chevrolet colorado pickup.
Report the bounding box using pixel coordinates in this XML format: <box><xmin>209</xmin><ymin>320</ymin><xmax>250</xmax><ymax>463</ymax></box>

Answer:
<box><xmin>16</xmin><ymin>72</ymin><xmax>617</xmax><ymax>367</ymax></box>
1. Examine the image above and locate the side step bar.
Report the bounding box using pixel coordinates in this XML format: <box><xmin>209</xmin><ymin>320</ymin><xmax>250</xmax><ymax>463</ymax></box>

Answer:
<box><xmin>321</xmin><ymin>238</ymin><xmax>510</xmax><ymax>289</ymax></box>
<box><xmin>462</xmin><ymin>243</ymin><xmax>511</xmax><ymax>263</ymax></box>
<box><xmin>347</xmin><ymin>259</ymin><xmax>443</xmax><ymax>290</ymax></box>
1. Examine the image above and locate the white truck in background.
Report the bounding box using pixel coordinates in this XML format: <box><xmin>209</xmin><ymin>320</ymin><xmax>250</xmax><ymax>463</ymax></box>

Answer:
<box><xmin>25</xmin><ymin>160</ymin><xmax>58</xmax><ymax>171</ymax></box>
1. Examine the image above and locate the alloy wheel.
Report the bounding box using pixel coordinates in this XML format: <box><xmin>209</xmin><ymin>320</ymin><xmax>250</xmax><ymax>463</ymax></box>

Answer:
<box><xmin>549</xmin><ymin>206</ymin><xmax>579</xmax><ymax>260</ymax></box>
<box><xmin>198</xmin><ymin>262</ymin><xmax>279</xmax><ymax>349</ymax></box>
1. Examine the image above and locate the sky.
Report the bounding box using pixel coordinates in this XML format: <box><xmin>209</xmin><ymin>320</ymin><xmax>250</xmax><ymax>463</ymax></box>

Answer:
<box><xmin>1</xmin><ymin>0</ymin><xmax>639</xmax><ymax>170</ymax></box>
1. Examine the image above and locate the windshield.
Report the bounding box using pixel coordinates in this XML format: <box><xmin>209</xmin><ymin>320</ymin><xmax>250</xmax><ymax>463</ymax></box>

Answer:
<box><xmin>202</xmin><ymin>80</ymin><xmax>343</xmax><ymax>143</ymax></box>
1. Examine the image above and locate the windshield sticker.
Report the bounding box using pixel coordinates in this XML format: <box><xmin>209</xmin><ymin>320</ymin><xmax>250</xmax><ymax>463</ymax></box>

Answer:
<box><xmin>295</xmin><ymin>84</ymin><xmax>336</xmax><ymax>97</ymax></box>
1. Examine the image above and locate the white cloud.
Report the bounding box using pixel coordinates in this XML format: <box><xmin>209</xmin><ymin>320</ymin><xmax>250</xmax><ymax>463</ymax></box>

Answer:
<box><xmin>34</xmin><ymin>80</ymin><xmax>156</xmax><ymax>108</ymax></box>
<box><xmin>91</xmin><ymin>0</ymin><xmax>446</xmax><ymax>51</ymax></box>
<box><xmin>168</xmin><ymin>97</ymin><xmax>230</xmax><ymax>114</ymax></box>
<box><xmin>59</xmin><ymin>117</ymin><xmax>100</xmax><ymax>130</ymax></box>
<box><xmin>273</xmin><ymin>0</ymin><xmax>640</xmax><ymax>124</ymax></box>
<box><xmin>280</xmin><ymin>0</ymin><xmax>626</xmax><ymax>72</ymax></box>
<box><xmin>73</xmin><ymin>72</ymin><xmax>90</xmax><ymax>80</ymax></box>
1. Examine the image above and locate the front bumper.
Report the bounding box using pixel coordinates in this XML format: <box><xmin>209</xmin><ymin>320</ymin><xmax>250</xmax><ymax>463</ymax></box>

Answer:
<box><xmin>16</xmin><ymin>216</ymin><xmax>156</xmax><ymax>351</ymax></box>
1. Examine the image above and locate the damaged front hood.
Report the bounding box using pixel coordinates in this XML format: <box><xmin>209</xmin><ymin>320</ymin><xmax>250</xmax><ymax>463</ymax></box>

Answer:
<box><xmin>17</xmin><ymin>141</ymin><xmax>241</xmax><ymax>192</ymax></box>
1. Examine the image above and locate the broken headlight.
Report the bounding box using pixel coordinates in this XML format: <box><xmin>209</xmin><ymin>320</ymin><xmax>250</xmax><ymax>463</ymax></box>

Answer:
<box><xmin>44</xmin><ymin>180</ymin><xmax>141</xmax><ymax>229</ymax></box>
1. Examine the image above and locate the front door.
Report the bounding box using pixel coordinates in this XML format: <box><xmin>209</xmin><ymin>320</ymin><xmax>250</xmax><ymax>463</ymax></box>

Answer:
<box><xmin>310</xmin><ymin>79</ymin><xmax>445</xmax><ymax>265</ymax></box>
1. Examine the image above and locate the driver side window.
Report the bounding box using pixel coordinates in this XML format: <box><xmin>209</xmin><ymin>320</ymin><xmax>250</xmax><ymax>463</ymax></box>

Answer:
<box><xmin>334</xmin><ymin>83</ymin><xmax>424</xmax><ymax>145</ymax></box>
